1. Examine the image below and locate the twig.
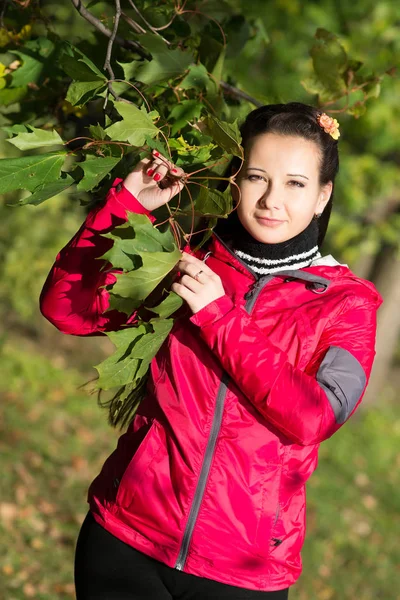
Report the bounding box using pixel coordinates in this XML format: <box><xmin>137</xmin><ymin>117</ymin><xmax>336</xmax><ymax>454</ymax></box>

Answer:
<box><xmin>121</xmin><ymin>11</ymin><xmax>146</xmax><ymax>34</ymax></box>
<box><xmin>127</xmin><ymin>0</ymin><xmax>171</xmax><ymax>45</ymax></box>
<box><xmin>69</xmin><ymin>0</ymin><xmax>264</xmax><ymax>108</ymax></box>
<box><xmin>0</xmin><ymin>0</ymin><xmax>7</xmax><ymax>28</ymax></box>
<box><xmin>220</xmin><ymin>81</ymin><xmax>263</xmax><ymax>107</ymax></box>
<box><xmin>69</xmin><ymin>0</ymin><xmax>151</xmax><ymax>59</ymax></box>
<box><xmin>103</xmin><ymin>0</ymin><xmax>121</xmax><ymax>109</ymax></box>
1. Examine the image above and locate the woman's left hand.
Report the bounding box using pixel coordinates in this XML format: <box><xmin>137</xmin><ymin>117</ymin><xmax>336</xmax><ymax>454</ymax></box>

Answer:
<box><xmin>171</xmin><ymin>252</ymin><xmax>226</xmax><ymax>315</ymax></box>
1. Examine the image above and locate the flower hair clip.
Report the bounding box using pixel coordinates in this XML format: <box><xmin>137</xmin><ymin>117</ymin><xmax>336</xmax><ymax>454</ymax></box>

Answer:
<box><xmin>316</xmin><ymin>112</ymin><xmax>340</xmax><ymax>140</ymax></box>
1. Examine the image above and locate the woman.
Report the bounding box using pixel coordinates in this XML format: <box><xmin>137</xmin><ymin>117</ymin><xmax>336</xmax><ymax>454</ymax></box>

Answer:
<box><xmin>40</xmin><ymin>102</ymin><xmax>382</xmax><ymax>599</ymax></box>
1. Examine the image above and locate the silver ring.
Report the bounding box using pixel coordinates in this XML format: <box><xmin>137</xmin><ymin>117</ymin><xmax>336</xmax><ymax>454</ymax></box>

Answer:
<box><xmin>193</xmin><ymin>270</ymin><xmax>203</xmax><ymax>281</ymax></box>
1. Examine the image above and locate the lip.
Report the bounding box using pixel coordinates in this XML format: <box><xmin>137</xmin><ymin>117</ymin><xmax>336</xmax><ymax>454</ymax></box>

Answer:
<box><xmin>255</xmin><ymin>216</ymin><xmax>286</xmax><ymax>227</ymax></box>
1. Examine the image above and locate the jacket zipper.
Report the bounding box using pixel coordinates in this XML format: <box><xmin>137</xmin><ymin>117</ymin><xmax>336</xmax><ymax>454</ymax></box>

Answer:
<box><xmin>175</xmin><ymin>240</ymin><xmax>274</xmax><ymax>570</ymax></box>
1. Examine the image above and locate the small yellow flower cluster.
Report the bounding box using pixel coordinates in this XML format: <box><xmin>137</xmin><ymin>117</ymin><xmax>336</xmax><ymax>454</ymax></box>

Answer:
<box><xmin>317</xmin><ymin>112</ymin><xmax>340</xmax><ymax>140</ymax></box>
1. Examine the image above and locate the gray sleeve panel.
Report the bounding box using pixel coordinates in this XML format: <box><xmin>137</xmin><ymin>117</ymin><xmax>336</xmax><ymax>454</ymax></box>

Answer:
<box><xmin>316</xmin><ymin>346</ymin><xmax>367</xmax><ymax>424</ymax></box>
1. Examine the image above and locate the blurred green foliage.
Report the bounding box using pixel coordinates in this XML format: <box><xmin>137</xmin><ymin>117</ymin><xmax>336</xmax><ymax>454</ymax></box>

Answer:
<box><xmin>1</xmin><ymin>0</ymin><xmax>400</xmax><ymax>597</ymax></box>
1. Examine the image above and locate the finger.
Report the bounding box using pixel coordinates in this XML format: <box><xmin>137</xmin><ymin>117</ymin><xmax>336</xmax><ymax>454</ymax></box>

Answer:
<box><xmin>151</xmin><ymin>162</ymin><xmax>170</xmax><ymax>183</ymax></box>
<box><xmin>181</xmin><ymin>252</ymin><xmax>216</xmax><ymax>276</ymax></box>
<box><xmin>169</xmin><ymin>165</ymin><xmax>185</xmax><ymax>178</ymax></box>
<box><xmin>179</xmin><ymin>273</ymin><xmax>203</xmax><ymax>292</ymax></box>
<box><xmin>145</xmin><ymin>157</ymin><xmax>168</xmax><ymax>177</ymax></box>
<box><xmin>152</xmin><ymin>150</ymin><xmax>186</xmax><ymax>178</ymax></box>
<box><xmin>171</xmin><ymin>281</ymin><xmax>192</xmax><ymax>301</ymax></box>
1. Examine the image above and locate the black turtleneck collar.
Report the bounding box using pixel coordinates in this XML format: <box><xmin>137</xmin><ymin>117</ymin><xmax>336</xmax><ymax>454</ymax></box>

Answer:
<box><xmin>212</xmin><ymin>209</ymin><xmax>321</xmax><ymax>276</ymax></box>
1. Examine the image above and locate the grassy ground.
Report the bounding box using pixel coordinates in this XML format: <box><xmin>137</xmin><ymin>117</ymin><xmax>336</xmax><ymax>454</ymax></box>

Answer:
<box><xmin>1</xmin><ymin>329</ymin><xmax>399</xmax><ymax>599</ymax></box>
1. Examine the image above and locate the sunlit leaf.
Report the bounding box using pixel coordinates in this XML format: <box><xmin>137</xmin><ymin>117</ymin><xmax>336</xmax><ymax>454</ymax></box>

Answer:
<box><xmin>144</xmin><ymin>291</ymin><xmax>183</xmax><ymax>318</ymax></box>
<box><xmin>76</xmin><ymin>155</ymin><xmax>121</xmax><ymax>191</ymax></box>
<box><xmin>135</xmin><ymin>33</ymin><xmax>195</xmax><ymax>85</ymax></box>
<box><xmin>105</xmin><ymin>101</ymin><xmax>159</xmax><ymax>146</ymax></box>
<box><xmin>6</xmin><ymin>127</ymin><xmax>64</xmax><ymax>151</ymax></box>
<box><xmin>14</xmin><ymin>174</ymin><xmax>75</xmax><ymax>206</ymax></box>
<box><xmin>10</xmin><ymin>37</ymin><xmax>55</xmax><ymax>87</ymax></box>
<box><xmin>0</xmin><ymin>152</ymin><xmax>66</xmax><ymax>193</ymax></box>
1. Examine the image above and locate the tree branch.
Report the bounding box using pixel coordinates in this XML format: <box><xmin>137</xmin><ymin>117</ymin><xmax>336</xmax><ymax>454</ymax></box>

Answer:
<box><xmin>121</xmin><ymin>11</ymin><xmax>146</xmax><ymax>34</ymax></box>
<box><xmin>102</xmin><ymin>0</ymin><xmax>121</xmax><ymax>107</ymax></box>
<box><xmin>127</xmin><ymin>0</ymin><xmax>171</xmax><ymax>45</ymax></box>
<box><xmin>69</xmin><ymin>0</ymin><xmax>263</xmax><ymax>108</ymax></box>
<box><xmin>104</xmin><ymin>0</ymin><xmax>121</xmax><ymax>80</ymax></box>
<box><xmin>0</xmin><ymin>0</ymin><xmax>7</xmax><ymax>28</ymax></box>
<box><xmin>69</xmin><ymin>0</ymin><xmax>151</xmax><ymax>59</ymax></box>
<box><xmin>220</xmin><ymin>81</ymin><xmax>263</xmax><ymax>107</ymax></box>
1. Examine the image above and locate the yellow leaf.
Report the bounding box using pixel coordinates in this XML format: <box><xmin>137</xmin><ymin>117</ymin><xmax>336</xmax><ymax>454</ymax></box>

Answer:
<box><xmin>0</xmin><ymin>28</ymin><xmax>11</xmax><ymax>48</ymax></box>
<box><xmin>17</xmin><ymin>24</ymin><xmax>32</xmax><ymax>41</ymax></box>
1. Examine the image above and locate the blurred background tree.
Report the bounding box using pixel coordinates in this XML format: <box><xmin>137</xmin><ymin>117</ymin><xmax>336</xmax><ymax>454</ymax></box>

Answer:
<box><xmin>1</xmin><ymin>1</ymin><xmax>399</xmax><ymax>598</ymax></box>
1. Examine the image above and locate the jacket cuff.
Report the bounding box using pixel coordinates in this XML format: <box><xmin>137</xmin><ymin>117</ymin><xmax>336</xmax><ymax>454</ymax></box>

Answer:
<box><xmin>111</xmin><ymin>177</ymin><xmax>153</xmax><ymax>217</ymax></box>
<box><xmin>189</xmin><ymin>294</ymin><xmax>235</xmax><ymax>328</ymax></box>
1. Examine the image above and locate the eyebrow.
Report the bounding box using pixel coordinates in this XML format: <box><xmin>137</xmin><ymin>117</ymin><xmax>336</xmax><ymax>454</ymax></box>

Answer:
<box><xmin>247</xmin><ymin>167</ymin><xmax>309</xmax><ymax>181</ymax></box>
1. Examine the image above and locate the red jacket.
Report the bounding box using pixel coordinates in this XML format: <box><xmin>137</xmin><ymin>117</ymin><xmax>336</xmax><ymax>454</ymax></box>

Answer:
<box><xmin>40</xmin><ymin>179</ymin><xmax>382</xmax><ymax>591</ymax></box>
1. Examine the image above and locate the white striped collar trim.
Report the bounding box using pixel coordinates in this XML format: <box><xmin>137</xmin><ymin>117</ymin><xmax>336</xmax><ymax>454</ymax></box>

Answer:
<box><xmin>233</xmin><ymin>245</ymin><xmax>320</xmax><ymax>266</ymax></box>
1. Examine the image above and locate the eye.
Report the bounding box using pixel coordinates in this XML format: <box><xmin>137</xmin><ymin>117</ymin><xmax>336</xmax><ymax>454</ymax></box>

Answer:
<box><xmin>288</xmin><ymin>180</ymin><xmax>305</xmax><ymax>188</ymax></box>
<box><xmin>247</xmin><ymin>174</ymin><xmax>265</xmax><ymax>181</ymax></box>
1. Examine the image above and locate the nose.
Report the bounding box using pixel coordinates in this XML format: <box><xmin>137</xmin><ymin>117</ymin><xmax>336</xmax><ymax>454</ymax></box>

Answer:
<box><xmin>258</xmin><ymin>183</ymin><xmax>283</xmax><ymax>211</ymax></box>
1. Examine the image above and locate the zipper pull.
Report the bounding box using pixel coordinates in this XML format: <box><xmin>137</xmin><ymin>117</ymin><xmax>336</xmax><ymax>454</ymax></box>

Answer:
<box><xmin>244</xmin><ymin>279</ymin><xmax>262</xmax><ymax>301</ymax></box>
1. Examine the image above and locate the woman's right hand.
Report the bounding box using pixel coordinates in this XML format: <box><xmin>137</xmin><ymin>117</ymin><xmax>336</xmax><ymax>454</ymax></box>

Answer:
<box><xmin>122</xmin><ymin>149</ymin><xmax>186</xmax><ymax>212</ymax></box>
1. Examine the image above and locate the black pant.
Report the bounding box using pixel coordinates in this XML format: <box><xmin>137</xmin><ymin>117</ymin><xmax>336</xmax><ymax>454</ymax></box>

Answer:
<box><xmin>75</xmin><ymin>511</ymin><xmax>290</xmax><ymax>600</ymax></box>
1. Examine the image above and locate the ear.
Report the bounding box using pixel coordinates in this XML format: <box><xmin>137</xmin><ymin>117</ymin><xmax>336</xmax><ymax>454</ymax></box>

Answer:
<box><xmin>316</xmin><ymin>181</ymin><xmax>333</xmax><ymax>215</ymax></box>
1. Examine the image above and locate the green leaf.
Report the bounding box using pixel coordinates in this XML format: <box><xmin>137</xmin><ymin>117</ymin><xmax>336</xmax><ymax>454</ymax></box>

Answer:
<box><xmin>14</xmin><ymin>174</ymin><xmax>75</xmax><ymax>206</ymax></box>
<box><xmin>94</xmin><ymin>324</ymin><xmax>147</xmax><ymax>389</ymax></box>
<box><xmin>0</xmin><ymin>85</ymin><xmax>27</xmax><ymax>106</ymax></box>
<box><xmin>10</xmin><ymin>37</ymin><xmax>55</xmax><ymax>87</ymax></box>
<box><xmin>105</xmin><ymin>101</ymin><xmax>159</xmax><ymax>146</ymax></box>
<box><xmin>107</xmin><ymin>324</ymin><xmax>148</xmax><ymax>349</ymax></box>
<box><xmin>125</xmin><ymin>213</ymin><xmax>176</xmax><ymax>252</ymax></box>
<box><xmin>179</xmin><ymin>63</ymin><xmax>209</xmax><ymax>90</ymax></box>
<box><xmin>88</xmin><ymin>124</ymin><xmax>108</xmax><ymax>140</ymax></box>
<box><xmin>0</xmin><ymin>152</ymin><xmax>66</xmax><ymax>193</ymax></box>
<box><xmin>59</xmin><ymin>42</ymin><xmax>107</xmax><ymax>106</ymax></box>
<box><xmin>168</xmin><ymin>100</ymin><xmax>203</xmax><ymax>135</ymax></box>
<box><xmin>59</xmin><ymin>42</ymin><xmax>105</xmax><ymax>80</ymax></box>
<box><xmin>144</xmin><ymin>291</ymin><xmax>183</xmax><ymax>318</ymax></box>
<box><xmin>76</xmin><ymin>155</ymin><xmax>121</xmax><ymax>192</ymax></box>
<box><xmin>95</xmin><ymin>318</ymin><xmax>174</xmax><ymax>390</ymax></box>
<box><xmin>2</xmin><ymin>124</ymin><xmax>28</xmax><ymax>136</ymax></box>
<box><xmin>135</xmin><ymin>33</ymin><xmax>195</xmax><ymax>86</ymax></box>
<box><xmin>99</xmin><ymin>213</ymin><xmax>179</xmax><ymax>295</ymax></box>
<box><xmin>198</xmin><ymin>115</ymin><xmax>242</xmax><ymax>157</ymax></box>
<box><xmin>192</xmin><ymin>216</ymin><xmax>218</xmax><ymax>252</ymax></box>
<box><xmin>117</xmin><ymin>60</ymin><xmax>140</xmax><ymax>82</ymax></box>
<box><xmin>109</xmin><ymin>247</ymin><xmax>181</xmax><ymax>314</ymax></box>
<box><xmin>95</xmin><ymin>350</ymin><xmax>141</xmax><ymax>390</ymax></box>
<box><xmin>106</xmin><ymin>294</ymin><xmax>139</xmax><ymax>315</ymax></box>
<box><xmin>143</xmin><ymin>134</ymin><xmax>169</xmax><ymax>158</ymax></box>
<box><xmin>347</xmin><ymin>102</ymin><xmax>367</xmax><ymax>118</ymax></box>
<box><xmin>99</xmin><ymin>241</ymin><xmax>141</xmax><ymax>272</ymax></box>
<box><xmin>129</xmin><ymin>318</ymin><xmax>174</xmax><ymax>359</ymax></box>
<box><xmin>363</xmin><ymin>81</ymin><xmax>381</xmax><ymax>99</ymax></box>
<box><xmin>196</xmin><ymin>185</ymin><xmax>232</xmax><ymax>216</ymax></box>
<box><xmin>100</xmin><ymin>213</ymin><xmax>177</xmax><ymax>272</ymax></box>
<box><xmin>309</xmin><ymin>28</ymin><xmax>348</xmax><ymax>96</ymax></box>
<box><xmin>168</xmin><ymin>135</ymin><xmax>216</xmax><ymax>163</ymax></box>
<box><xmin>6</xmin><ymin>126</ymin><xmax>64</xmax><ymax>151</ymax></box>
<box><xmin>66</xmin><ymin>80</ymin><xmax>107</xmax><ymax>106</ymax></box>
<box><xmin>301</xmin><ymin>75</ymin><xmax>335</xmax><ymax>103</ymax></box>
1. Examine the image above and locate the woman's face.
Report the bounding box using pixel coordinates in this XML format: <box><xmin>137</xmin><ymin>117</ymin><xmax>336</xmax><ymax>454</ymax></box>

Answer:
<box><xmin>231</xmin><ymin>133</ymin><xmax>332</xmax><ymax>244</ymax></box>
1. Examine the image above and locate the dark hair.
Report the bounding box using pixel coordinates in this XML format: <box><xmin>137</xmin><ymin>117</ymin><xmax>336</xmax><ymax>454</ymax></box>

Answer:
<box><xmin>214</xmin><ymin>102</ymin><xmax>340</xmax><ymax>247</ymax></box>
